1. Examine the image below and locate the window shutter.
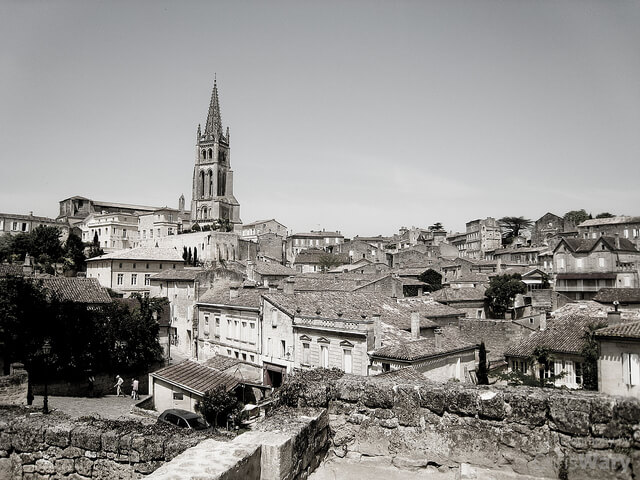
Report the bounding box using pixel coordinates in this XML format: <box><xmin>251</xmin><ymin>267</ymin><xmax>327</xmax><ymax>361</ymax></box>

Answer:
<box><xmin>623</xmin><ymin>353</ymin><xmax>630</xmax><ymax>385</ymax></box>
<box><xmin>631</xmin><ymin>354</ymin><xmax>640</xmax><ymax>386</ymax></box>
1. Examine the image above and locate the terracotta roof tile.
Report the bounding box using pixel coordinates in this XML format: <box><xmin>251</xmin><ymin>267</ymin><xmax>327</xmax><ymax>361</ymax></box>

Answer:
<box><xmin>252</xmin><ymin>262</ymin><xmax>297</xmax><ymax>276</ymax></box>
<box><xmin>198</xmin><ymin>283</ymin><xmax>264</xmax><ymax>309</ymax></box>
<box><xmin>594</xmin><ymin>321</ymin><xmax>640</xmax><ymax>340</ymax></box>
<box><xmin>0</xmin><ymin>264</ymin><xmax>23</xmax><ymax>276</ymax></box>
<box><xmin>593</xmin><ymin>288</ymin><xmax>640</xmax><ymax>304</ymax></box>
<box><xmin>150</xmin><ymin>360</ymin><xmax>239</xmax><ymax>395</ymax></box>
<box><xmin>41</xmin><ymin>277</ymin><xmax>112</xmax><ymax>304</ymax></box>
<box><xmin>373</xmin><ymin>328</ymin><xmax>476</xmax><ymax>361</ymax></box>
<box><xmin>88</xmin><ymin>247</ymin><xmax>184</xmax><ymax>262</ymax></box>
<box><xmin>431</xmin><ymin>286</ymin><xmax>486</xmax><ymax>302</ymax></box>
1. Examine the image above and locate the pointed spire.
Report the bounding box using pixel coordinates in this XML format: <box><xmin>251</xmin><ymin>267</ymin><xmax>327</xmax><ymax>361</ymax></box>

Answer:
<box><xmin>204</xmin><ymin>75</ymin><xmax>222</xmax><ymax>137</ymax></box>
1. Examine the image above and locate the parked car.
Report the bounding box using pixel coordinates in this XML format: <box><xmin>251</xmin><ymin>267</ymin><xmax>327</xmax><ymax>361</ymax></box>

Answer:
<box><xmin>157</xmin><ymin>409</ymin><xmax>210</xmax><ymax>430</ymax></box>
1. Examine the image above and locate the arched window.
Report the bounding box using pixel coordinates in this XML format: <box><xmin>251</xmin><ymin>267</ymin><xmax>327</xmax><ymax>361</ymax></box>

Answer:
<box><xmin>208</xmin><ymin>169</ymin><xmax>213</xmax><ymax>197</ymax></box>
<box><xmin>217</xmin><ymin>169</ymin><xmax>226</xmax><ymax>196</ymax></box>
<box><xmin>200</xmin><ymin>171</ymin><xmax>205</xmax><ymax>198</ymax></box>
<box><xmin>202</xmin><ymin>207</ymin><xmax>208</xmax><ymax>219</ymax></box>
<box><xmin>208</xmin><ymin>148</ymin><xmax>213</xmax><ymax>159</ymax></box>
<box><xmin>201</xmin><ymin>149</ymin><xmax>206</xmax><ymax>159</ymax></box>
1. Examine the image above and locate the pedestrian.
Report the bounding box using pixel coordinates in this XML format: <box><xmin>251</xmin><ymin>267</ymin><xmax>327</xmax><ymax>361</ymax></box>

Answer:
<box><xmin>88</xmin><ymin>375</ymin><xmax>95</xmax><ymax>398</ymax></box>
<box><xmin>132</xmin><ymin>378</ymin><xmax>139</xmax><ymax>400</ymax></box>
<box><xmin>114</xmin><ymin>375</ymin><xmax>124</xmax><ymax>397</ymax></box>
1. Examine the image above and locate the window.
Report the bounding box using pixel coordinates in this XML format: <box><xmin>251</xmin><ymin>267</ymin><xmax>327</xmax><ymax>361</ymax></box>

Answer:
<box><xmin>281</xmin><ymin>340</ymin><xmax>286</xmax><ymax>358</ymax></box>
<box><xmin>133</xmin><ymin>263</ymin><xmax>136</xmax><ymax>269</ymax></box>
<box><xmin>576</xmin><ymin>258</ymin><xmax>584</xmax><ymax>269</ymax></box>
<box><xmin>123</xmin><ymin>229</ymin><xmax>127</xmax><ymax>238</ymax></box>
<box><xmin>146</xmin><ymin>263</ymin><xmax>149</xmax><ymax>269</ymax></box>
<box><xmin>204</xmin><ymin>316</ymin><xmax>209</xmax><ymax>337</ymax></box>
<box><xmin>145</xmin><ymin>274</ymin><xmax>151</xmax><ymax>286</ymax></box>
<box><xmin>302</xmin><ymin>343</ymin><xmax>310</xmax><ymax>365</ymax></box>
<box><xmin>623</xmin><ymin>353</ymin><xmax>640</xmax><ymax>386</ymax></box>
<box><xmin>575</xmin><ymin>362</ymin><xmax>583</xmax><ymax>385</ymax></box>
<box><xmin>119</xmin><ymin>263</ymin><xmax>123</xmax><ymax>268</ymax></box>
<box><xmin>320</xmin><ymin>345</ymin><xmax>329</xmax><ymax>368</ymax></box>
<box><xmin>131</xmin><ymin>274</ymin><xmax>137</xmax><ymax>285</ymax></box>
<box><xmin>382</xmin><ymin>362</ymin><xmax>391</xmax><ymax>372</ymax></box>
<box><xmin>271</xmin><ymin>308</ymin><xmax>278</xmax><ymax>327</ymax></box>
<box><xmin>343</xmin><ymin>349</ymin><xmax>352</xmax><ymax>374</ymax></box>
<box><xmin>173</xmin><ymin>392</ymin><xmax>183</xmax><ymax>401</ymax></box>
<box><xmin>117</xmin><ymin>274</ymin><xmax>123</xmax><ymax>286</ymax></box>
<box><xmin>557</xmin><ymin>258</ymin><xmax>565</xmax><ymax>269</ymax></box>
<box><xmin>267</xmin><ymin>338</ymin><xmax>272</xmax><ymax>356</ymax></box>
<box><xmin>599</xmin><ymin>257</ymin><xmax>605</xmax><ymax>268</ymax></box>
<box><xmin>624</xmin><ymin>229</ymin><xmax>629</xmax><ymax>238</ymax></box>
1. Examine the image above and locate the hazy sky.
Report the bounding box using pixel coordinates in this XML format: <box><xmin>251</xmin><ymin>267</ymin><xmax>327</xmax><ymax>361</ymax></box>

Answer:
<box><xmin>1</xmin><ymin>1</ymin><xmax>639</xmax><ymax>238</ymax></box>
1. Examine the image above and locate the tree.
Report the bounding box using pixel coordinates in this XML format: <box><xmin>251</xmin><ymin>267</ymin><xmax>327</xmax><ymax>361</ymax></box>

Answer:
<box><xmin>484</xmin><ymin>274</ymin><xmax>527</xmax><ymax>318</ymax></box>
<box><xmin>595</xmin><ymin>212</ymin><xmax>615</xmax><ymax>219</ymax></box>
<box><xmin>195</xmin><ymin>385</ymin><xmax>241</xmax><ymax>427</ymax></box>
<box><xmin>581</xmin><ymin>321</ymin><xmax>608</xmax><ymax>390</ymax></box>
<box><xmin>0</xmin><ymin>233</ymin><xmax>14</xmax><ymax>262</ymax></box>
<box><xmin>477</xmin><ymin>342</ymin><xmax>489</xmax><ymax>385</ymax></box>
<box><xmin>10</xmin><ymin>233</ymin><xmax>33</xmax><ymax>261</ymax></box>
<box><xmin>497</xmin><ymin>347</ymin><xmax>566</xmax><ymax>388</ymax></box>
<box><xmin>429</xmin><ymin>222</ymin><xmax>444</xmax><ymax>231</ymax></box>
<box><xmin>87</xmin><ymin>232</ymin><xmax>104</xmax><ymax>259</ymax></box>
<box><xmin>417</xmin><ymin>269</ymin><xmax>442</xmax><ymax>292</ymax></box>
<box><xmin>563</xmin><ymin>209</ymin><xmax>591</xmax><ymax>226</ymax></box>
<box><xmin>30</xmin><ymin>226</ymin><xmax>64</xmax><ymax>261</ymax></box>
<box><xmin>318</xmin><ymin>254</ymin><xmax>342</xmax><ymax>273</ymax></box>
<box><xmin>499</xmin><ymin>216</ymin><xmax>533</xmax><ymax>244</ymax></box>
<box><xmin>63</xmin><ymin>232</ymin><xmax>86</xmax><ymax>273</ymax></box>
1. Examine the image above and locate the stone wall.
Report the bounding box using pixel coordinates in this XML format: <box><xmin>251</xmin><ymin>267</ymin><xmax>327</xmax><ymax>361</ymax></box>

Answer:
<box><xmin>0</xmin><ymin>409</ymin><xmax>213</xmax><ymax>479</ymax></box>
<box><xmin>289</xmin><ymin>374</ymin><xmax>640</xmax><ymax>479</ymax></box>
<box><xmin>0</xmin><ymin>366</ymin><xmax>28</xmax><ymax>406</ymax></box>
<box><xmin>147</xmin><ymin>408</ymin><xmax>329</xmax><ymax>480</ymax></box>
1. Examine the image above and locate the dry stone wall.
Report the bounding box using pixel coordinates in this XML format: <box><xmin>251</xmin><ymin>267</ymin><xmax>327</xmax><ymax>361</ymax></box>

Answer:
<box><xmin>290</xmin><ymin>374</ymin><xmax>640</xmax><ymax>480</ymax></box>
<box><xmin>0</xmin><ymin>368</ymin><xmax>28</xmax><ymax>407</ymax></box>
<box><xmin>0</xmin><ymin>409</ymin><xmax>213</xmax><ymax>479</ymax></box>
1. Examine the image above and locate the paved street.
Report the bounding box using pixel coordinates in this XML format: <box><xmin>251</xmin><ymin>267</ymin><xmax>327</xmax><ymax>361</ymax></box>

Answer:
<box><xmin>30</xmin><ymin>394</ymin><xmax>156</xmax><ymax>423</ymax></box>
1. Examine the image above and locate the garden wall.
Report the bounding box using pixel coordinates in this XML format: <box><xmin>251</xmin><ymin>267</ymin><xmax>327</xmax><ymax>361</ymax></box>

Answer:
<box><xmin>289</xmin><ymin>373</ymin><xmax>640</xmax><ymax>479</ymax></box>
<box><xmin>0</xmin><ymin>365</ymin><xmax>28</xmax><ymax>407</ymax></box>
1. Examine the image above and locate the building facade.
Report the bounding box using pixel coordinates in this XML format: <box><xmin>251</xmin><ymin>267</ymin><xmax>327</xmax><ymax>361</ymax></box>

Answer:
<box><xmin>465</xmin><ymin>217</ymin><xmax>502</xmax><ymax>260</ymax></box>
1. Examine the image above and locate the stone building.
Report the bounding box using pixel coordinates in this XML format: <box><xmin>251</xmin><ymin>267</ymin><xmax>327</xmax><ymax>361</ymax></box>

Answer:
<box><xmin>465</xmin><ymin>217</ymin><xmax>502</xmax><ymax>260</ymax></box>
<box><xmin>241</xmin><ymin>219</ymin><xmax>287</xmax><ymax>242</ymax></box>
<box><xmin>77</xmin><ymin>212</ymin><xmax>138</xmax><ymax>252</ymax></box>
<box><xmin>191</xmin><ymin>78</ymin><xmax>241</xmax><ymax>229</ymax></box>
<box><xmin>0</xmin><ymin>212</ymin><xmax>70</xmax><ymax>241</ymax></box>
<box><xmin>285</xmin><ymin>230</ymin><xmax>344</xmax><ymax>263</ymax></box>
<box><xmin>138</xmin><ymin>207</ymin><xmax>191</xmax><ymax>246</ymax></box>
<box><xmin>531</xmin><ymin>212</ymin><xmax>565</xmax><ymax>247</ymax></box>
<box><xmin>553</xmin><ymin>236</ymin><xmax>640</xmax><ymax>302</ymax></box>
<box><xmin>595</xmin><ymin>320</ymin><xmax>640</xmax><ymax>399</ymax></box>
<box><xmin>577</xmin><ymin>216</ymin><xmax>640</xmax><ymax>249</ymax></box>
<box><xmin>57</xmin><ymin>196</ymin><xmax>160</xmax><ymax>226</ymax></box>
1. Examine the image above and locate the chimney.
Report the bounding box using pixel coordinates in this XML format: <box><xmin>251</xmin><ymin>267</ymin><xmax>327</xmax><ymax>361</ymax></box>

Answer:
<box><xmin>608</xmin><ymin>304</ymin><xmax>621</xmax><ymax>325</ymax></box>
<box><xmin>284</xmin><ymin>277</ymin><xmax>295</xmax><ymax>295</ymax></box>
<box><xmin>434</xmin><ymin>327</ymin><xmax>443</xmax><ymax>349</ymax></box>
<box><xmin>373</xmin><ymin>314</ymin><xmax>382</xmax><ymax>350</ymax></box>
<box><xmin>229</xmin><ymin>283</ymin><xmax>239</xmax><ymax>299</ymax></box>
<box><xmin>411</xmin><ymin>311</ymin><xmax>420</xmax><ymax>339</ymax></box>
<box><xmin>22</xmin><ymin>253</ymin><xmax>33</xmax><ymax>275</ymax></box>
<box><xmin>496</xmin><ymin>257</ymin><xmax>502</xmax><ymax>273</ymax></box>
<box><xmin>247</xmin><ymin>260</ymin><xmax>255</xmax><ymax>281</ymax></box>
<box><xmin>539</xmin><ymin>313</ymin><xmax>547</xmax><ymax>331</ymax></box>
<box><xmin>417</xmin><ymin>286</ymin><xmax>423</xmax><ymax>297</ymax></box>
<box><xmin>268</xmin><ymin>283</ymin><xmax>278</xmax><ymax>293</ymax></box>
<box><xmin>391</xmin><ymin>280</ymin><xmax>397</xmax><ymax>301</ymax></box>
<box><xmin>614</xmin><ymin>233</ymin><xmax>621</xmax><ymax>249</ymax></box>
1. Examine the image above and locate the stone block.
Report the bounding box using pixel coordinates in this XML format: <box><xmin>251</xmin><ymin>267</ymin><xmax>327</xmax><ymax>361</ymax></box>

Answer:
<box><xmin>35</xmin><ymin>458</ymin><xmax>55</xmax><ymax>474</ymax></box>
<box><xmin>614</xmin><ymin>398</ymin><xmax>640</xmax><ymax>424</ymax></box>
<box><xmin>74</xmin><ymin>456</ymin><xmax>93</xmax><ymax>477</ymax></box>
<box><xmin>54</xmin><ymin>458</ymin><xmax>75</xmax><ymax>475</ymax></box>
<box><xmin>44</xmin><ymin>424</ymin><xmax>72</xmax><ymax>448</ymax></box>
<box><xmin>548</xmin><ymin>395</ymin><xmax>590</xmax><ymax>436</ymax></box>
<box><xmin>352</xmin><ymin>425</ymin><xmax>390</xmax><ymax>457</ymax></box>
<box><xmin>23</xmin><ymin>463</ymin><xmax>36</xmax><ymax>473</ymax></box>
<box><xmin>0</xmin><ymin>432</ymin><xmax>12</xmax><ymax>451</ymax></box>
<box><xmin>45</xmin><ymin>445</ymin><xmax>64</xmax><ymax>460</ymax></box>
<box><xmin>20</xmin><ymin>452</ymin><xmax>42</xmax><ymax>463</ymax></box>
<box><xmin>93</xmin><ymin>458</ymin><xmax>138</xmax><ymax>479</ymax></box>
<box><xmin>392</xmin><ymin>455</ymin><xmax>430</xmax><ymax>469</ymax></box>
<box><xmin>447</xmin><ymin>388</ymin><xmax>479</xmax><ymax>417</ymax></box>
<box><xmin>336</xmin><ymin>378</ymin><xmax>365</xmax><ymax>403</ymax></box>
<box><xmin>504</xmin><ymin>389</ymin><xmax>547</xmax><ymax>426</ymax></box>
<box><xmin>68</xmin><ymin>474</ymin><xmax>91</xmax><ymax>480</ymax></box>
<box><xmin>117</xmin><ymin>434</ymin><xmax>132</xmax><ymax>454</ymax></box>
<box><xmin>70</xmin><ymin>426</ymin><xmax>101</xmax><ymax>451</ymax></box>
<box><xmin>590</xmin><ymin>396</ymin><xmax>615</xmax><ymax>424</ymax></box>
<box><xmin>0</xmin><ymin>457</ymin><xmax>11</xmax><ymax>480</ymax></box>
<box><xmin>418</xmin><ymin>384</ymin><xmax>446</xmax><ymax>415</ymax></box>
<box><xmin>132</xmin><ymin>434</ymin><xmax>165</xmax><ymax>462</ymax></box>
<box><xmin>61</xmin><ymin>446</ymin><xmax>83</xmax><ymax>458</ymax></box>
<box><xmin>100</xmin><ymin>430</ymin><xmax>119</xmax><ymax>453</ymax></box>
<box><xmin>477</xmin><ymin>390</ymin><xmax>507</xmax><ymax>421</ymax></box>
<box><xmin>363</xmin><ymin>382</ymin><xmax>393</xmax><ymax>408</ymax></box>
<box><xmin>13</xmin><ymin>421</ymin><xmax>45</xmax><ymax>452</ymax></box>
<box><xmin>393</xmin><ymin>385</ymin><xmax>421</xmax><ymax>426</ymax></box>
<box><xmin>84</xmin><ymin>450</ymin><xmax>98</xmax><ymax>459</ymax></box>
<box><xmin>379</xmin><ymin>418</ymin><xmax>398</xmax><ymax>429</ymax></box>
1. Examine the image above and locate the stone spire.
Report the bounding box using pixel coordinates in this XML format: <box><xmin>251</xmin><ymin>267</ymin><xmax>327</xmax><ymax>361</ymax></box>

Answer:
<box><xmin>204</xmin><ymin>76</ymin><xmax>222</xmax><ymax>137</ymax></box>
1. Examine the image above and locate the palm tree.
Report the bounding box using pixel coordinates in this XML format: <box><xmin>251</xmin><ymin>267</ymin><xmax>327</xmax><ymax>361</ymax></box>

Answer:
<box><xmin>499</xmin><ymin>216</ymin><xmax>533</xmax><ymax>243</ymax></box>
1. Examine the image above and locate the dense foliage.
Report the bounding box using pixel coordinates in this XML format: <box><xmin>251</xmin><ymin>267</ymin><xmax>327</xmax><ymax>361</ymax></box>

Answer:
<box><xmin>484</xmin><ymin>273</ymin><xmax>527</xmax><ymax>318</ymax></box>
<box><xmin>498</xmin><ymin>216</ymin><xmax>533</xmax><ymax>245</ymax></box>
<box><xmin>581</xmin><ymin>321</ymin><xmax>608</xmax><ymax>391</ymax></box>
<box><xmin>563</xmin><ymin>209</ymin><xmax>591</xmax><ymax>226</ymax></box>
<box><xmin>0</xmin><ymin>276</ymin><xmax>163</xmax><ymax>377</ymax></box>
<box><xmin>195</xmin><ymin>385</ymin><xmax>242</xmax><ymax>427</ymax></box>
<box><xmin>477</xmin><ymin>342</ymin><xmax>489</xmax><ymax>385</ymax></box>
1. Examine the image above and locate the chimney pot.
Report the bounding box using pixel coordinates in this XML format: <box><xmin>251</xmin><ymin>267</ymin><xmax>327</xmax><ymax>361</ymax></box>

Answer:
<box><xmin>373</xmin><ymin>314</ymin><xmax>382</xmax><ymax>350</ymax></box>
<box><xmin>434</xmin><ymin>327</ymin><xmax>443</xmax><ymax>349</ymax></box>
<box><xmin>607</xmin><ymin>309</ymin><xmax>622</xmax><ymax>325</ymax></box>
<box><xmin>411</xmin><ymin>311</ymin><xmax>420</xmax><ymax>339</ymax></box>
<box><xmin>284</xmin><ymin>277</ymin><xmax>295</xmax><ymax>295</ymax></box>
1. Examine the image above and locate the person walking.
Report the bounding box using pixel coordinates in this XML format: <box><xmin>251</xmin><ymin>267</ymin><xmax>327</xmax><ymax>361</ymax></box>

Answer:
<box><xmin>132</xmin><ymin>378</ymin><xmax>139</xmax><ymax>400</ymax></box>
<box><xmin>114</xmin><ymin>375</ymin><xmax>124</xmax><ymax>397</ymax></box>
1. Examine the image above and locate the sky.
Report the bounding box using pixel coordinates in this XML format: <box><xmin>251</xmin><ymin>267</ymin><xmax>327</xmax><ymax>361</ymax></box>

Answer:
<box><xmin>1</xmin><ymin>0</ymin><xmax>639</xmax><ymax>238</ymax></box>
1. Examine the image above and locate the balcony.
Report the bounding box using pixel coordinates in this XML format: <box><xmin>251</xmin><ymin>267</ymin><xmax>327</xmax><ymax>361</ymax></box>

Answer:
<box><xmin>294</xmin><ymin>316</ymin><xmax>372</xmax><ymax>333</ymax></box>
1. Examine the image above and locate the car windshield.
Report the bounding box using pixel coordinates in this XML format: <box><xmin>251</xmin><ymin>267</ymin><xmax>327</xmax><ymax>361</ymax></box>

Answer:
<box><xmin>186</xmin><ymin>416</ymin><xmax>209</xmax><ymax>430</ymax></box>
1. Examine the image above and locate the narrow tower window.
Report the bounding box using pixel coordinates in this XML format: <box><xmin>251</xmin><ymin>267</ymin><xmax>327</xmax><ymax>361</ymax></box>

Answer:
<box><xmin>208</xmin><ymin>148</ymin><xmax>213</xmax><ymax>159</ymax></box>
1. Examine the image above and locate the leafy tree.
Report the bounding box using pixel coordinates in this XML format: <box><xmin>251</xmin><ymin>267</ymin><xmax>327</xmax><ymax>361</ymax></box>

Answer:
<box><xmin>499</xmin><ymin>216</ymin><xmax>533</xmax><ymax>244</ymax></box>
<box><xmin>477</xmin><ymin>342</ymin><xmax>489</xmax><ymax>385</ymax></box>
<box><xmin>63</xmin><ymin>232</ymin><xmax>86</xmax><ymax>273</ymax></box>
<box><xmin>30</xmin><ymin>226</ymin><xmax>64</xmax><ymax>261</ymax></box>
<box><xmin>0</xmin><ymin>233</ymin><xmax>14</xmax><ymax>262</ymax></box>
<box><xmin>581</xmin><ymin>322</ymin><xmax>607</xmax><ymax>390</ymax></box>
<box><xmin>563</xmin><ymin>209</ymin><xmax>591</xmax><ymax>226</ymax></box>
<box><xmin>318</xmin><ymin>253</ymin><xmax>343</xmax><ymax>273</ymax></box>
<box><xmin>417</xmin><ymin>268</ymin><xmax>442</xmax><ymax>292</ymax></box>
<box><xmin>10</xmin><ymin>233</ymin><xmax>33</xmax><ymax>261</ymax></box>
<box><xmin>484</xmin><ymin>274</ymin><xmax>527</xmax><ymax>318</ymax></box>
<box><xmin>195</xmin><ymin>385</ymin><xmax>241</xmax><ymax>427</ymax></box>
<box><xmin>429</xmin><ymin>222</ymin><xmax>444</xmax><ymax>231</ymax></box>
<box><xmin>595</xmin><ymin>212</ymin><xmax>615</xmax><ymax>219</ymax></box>
<box><xmin>497</xmin><ymin>347</ymin><xmax>566</xmax><ymax>388</ymax></box>
<box><xmin>87</xmin><ymin>232</ymin><xmax>104</xmax><ymax>259</ymax></box>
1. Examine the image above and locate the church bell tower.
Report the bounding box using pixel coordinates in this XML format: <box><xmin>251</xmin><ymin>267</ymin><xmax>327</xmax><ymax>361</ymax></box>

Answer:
<box><xmin>191</xmin><ymin>77</ymin><xmax>241</xmax><ymax>229</ymax></box>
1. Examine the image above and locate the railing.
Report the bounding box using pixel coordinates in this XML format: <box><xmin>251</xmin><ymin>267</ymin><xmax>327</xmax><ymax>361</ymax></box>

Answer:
<box><xmin>294</xmin><ymin>316</ymin><xmax>371</xmax><ymax>331</ymax></box>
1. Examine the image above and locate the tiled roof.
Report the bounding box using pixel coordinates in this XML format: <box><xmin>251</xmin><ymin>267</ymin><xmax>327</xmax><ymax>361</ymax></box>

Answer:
<box><xmin>293</xmin><ymin>249</ymin><xmax>350</xmax><ymax>265</ymax></box>
<box><xmin>263</xmin><ymin>291</ymin><xmax>451</xmax><ymax>331</ymax></box>
<box><xmin>578</xmin><ymin>216</ymin><xmax>640</xmax><ymax>228</ymax></box>
<box><xmin>558</xmin><ymin>236</ymin><xmax>638</xmax><ymax>253</ymax></box>
<box><xmin>503</xmin><ymin>314</ymin><xmax>606</xmax><ymax>358</ymax></box>
<box><xmin>595</xmin><ymin>321</ymin><xmax>640</xmax><ymax>340</ymax></box>
<box><xmin>198</xmin><ymin>282</ymin><xmax>264</xmax><ymax>309</ymax></box>
<box><xmin>0</xmin><ymin>264</ymin><xmax>23</xmax><ymax>276</ymax></box>
<box><xmin>150</xmin><ymin>360</ymin><xmax>239</xmax><ymax>395</ymax></box>
<box><xmin>87</xmin><ymin>247</ymin><xmax>184</xmax><ymax>262</ymax></box>
<box><xmin>431</xmin><ymin>286</ymin><xmax>486</xmax><ymax>302</ymax></box>
<box><xmin>92</xmin><ymin>199</ymin><xmax>160</xmax><ymax>211</ymax></box>
<box><xmin>593</xmin><ymin>288</ymin><xmax>640</xmax><ymax>304</ymax></box>
<box><xmin>151</xmin><ymin>268</ymin><xmax>205</xmax><ymax>281</ymax></box>
<box><xmin>252</xmin><ymin>262</ymin><xmax>297</xmax><ymax>276</ymax></box>
<box><xmin>373</xmin><ymin>329</ymin><xmax>476</xmax><ymax>361</ymax></box>
<box><xmin>450</xmin><ymin>273</ymin><xmax>489</xmax><ymax>283</ymax></box>
<box><xmin>291</xmin><ymin>273</ymin><xmax>387</xmax><ymax>292</ymax></box>
<box><xmin>0</xmin><ymin>212</ymin><xmax>63</xmax><ymax>223</ymax></box>
<box><xmin>290</xmin><ymin>231</ymin><xmax>343</xmax><ymax>238</ymax></box>
<box><xmin>242</xmin><ymin>219</ymin><xmax>285</xmax><ymax>228</ymax></box>
<box><xmin>41</xmin><ymin>277</ymin><xmax>112</xmax><ymax>304</ymax></box>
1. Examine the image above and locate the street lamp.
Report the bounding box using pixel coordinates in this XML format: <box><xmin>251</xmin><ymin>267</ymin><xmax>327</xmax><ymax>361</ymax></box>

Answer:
<box><xmin>42</xmin><ymin>339</ymin><xmax>51</xmax><ymax>414</ymax></box>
